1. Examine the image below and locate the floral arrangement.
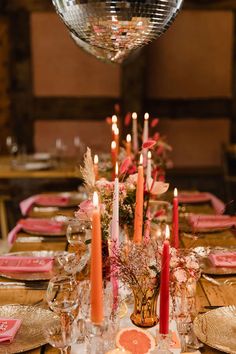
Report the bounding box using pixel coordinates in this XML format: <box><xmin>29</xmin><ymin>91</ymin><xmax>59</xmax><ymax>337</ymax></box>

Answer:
<box><xmin>76</xmin><ymin>148</ymin><xmax>169</xmax><ymax>240</ymax></box>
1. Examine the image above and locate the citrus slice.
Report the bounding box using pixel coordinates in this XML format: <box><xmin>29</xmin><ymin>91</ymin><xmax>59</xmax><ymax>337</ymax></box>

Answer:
<box><xmin>116</xmin><ymin>327</ymin><xmax>155</xmax><ymax>354</ymax></box>
<box><xmin>106</xmin><ymin>349</ymin><xmax>132</xmax><ymax>354</ymax></box>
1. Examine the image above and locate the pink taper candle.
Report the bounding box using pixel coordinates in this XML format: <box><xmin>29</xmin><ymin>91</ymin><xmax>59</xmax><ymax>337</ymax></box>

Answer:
<box><xmin>132</xmin><ymin>112</ymin><xmax>138</xmax><ymax>153</ymax></box>
<box><xmin>173</xmin><ymin>188</ymin><xmax>179</xmax><ymax>248</ymax></box>
<box><xmin>133</xmin><ymin>154</ymin><xmax>144</xmax><ymax>243</ymax></box>
<box><xmin>93</xmin><ymin>154</ymin><xmax>99</xmax><ymax>181</ymax></box>
<box><xmin>90</xmin><ymin>192</ymin><xmax>104</xmax><ymax>324</ymax></box>
<box><xmin>159</xmin><ymin>225</ymin><xmax>170</xmax><ymax>335</ymax></box>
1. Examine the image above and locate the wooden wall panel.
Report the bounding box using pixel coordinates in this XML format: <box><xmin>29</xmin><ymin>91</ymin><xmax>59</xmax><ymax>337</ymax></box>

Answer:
<box><xmin>158</xmin><ymin>118</ymin><xmax>230</xmax><ymax>167</ymax></box>
<box><xmin>147</xmin><ymin>10</ymin><xmax>233</xmax><ymax>99</ymax></box>
<box><xmin>30</xmin><ymin>13</ymin><xmax>121</xmax><ymax>98</ymax></box>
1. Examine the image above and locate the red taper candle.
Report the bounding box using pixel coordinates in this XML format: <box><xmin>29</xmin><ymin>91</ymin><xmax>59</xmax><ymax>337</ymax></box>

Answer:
<box><xmin>159</xmin><ymin>225</ymin><xmax>170</xmax><ymax>335</ymax></box>
<box><xmin>172</xmin><ymin>188</ymin><xmax>179</xmax><ymax>248</ymax></box>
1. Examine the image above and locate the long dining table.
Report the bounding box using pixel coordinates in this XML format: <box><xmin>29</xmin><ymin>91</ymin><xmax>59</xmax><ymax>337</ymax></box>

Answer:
<box><xmin>0</xmin><ymin>201</ymin><xmax>236</xmax><ymax>353</ymax></box>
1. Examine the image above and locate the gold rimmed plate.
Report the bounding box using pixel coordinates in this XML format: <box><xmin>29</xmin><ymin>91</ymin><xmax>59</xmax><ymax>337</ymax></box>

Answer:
<box><xmin>0</xmin><ymin>251</ymin><xmax>66</xmax><ymax>281</ymax></box>
<box><xmin>35</xmin><ymin>191</ymin><xmax>87</xmax><ymax>208</ymax></box>
<box><xmin>22</xmin><ymin>225</ymin><xmax>66</xmax><ymax>237</ymax></box>
<box><xmin>194</xmin><ymin>305</ymin><xmax>236</xmax><ymax>354</ymax></box>
<box><xmin>0</xmin><ymin>304</ymin><xmax>58</xmax><ymax>353</ymax></box>
<box><xmin>201</xmin><ymin>247</ymin><xmax>236</xmax><ymax>275</ymax></box>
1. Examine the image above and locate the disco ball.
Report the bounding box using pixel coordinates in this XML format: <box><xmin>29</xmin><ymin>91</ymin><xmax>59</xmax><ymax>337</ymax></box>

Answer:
<box><xmin>52</xmin><ymin>0</ymin><xmax>184</xmax><ymax>63</ymax></box>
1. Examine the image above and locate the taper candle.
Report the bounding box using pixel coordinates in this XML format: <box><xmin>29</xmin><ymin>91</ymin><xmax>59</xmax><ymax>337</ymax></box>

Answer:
<box><xmin>94</xmin><ymin>154</ymin><xmax>99</xmax><ymax>181</ymax></box>
<box><xmin>159</xmin><ymin>225</ymin><xmax>170</xmax><ymax>335</ymax></box>
<box><xmin>132</xmin><ymin>112</ymin><xmax>138</xmax><ymax>153</ymax></box>
<box><xmin>146</xmin><ymin>150</ymin><xmax>152</xmax><ymax>189</ymax></box>
<box><xmin>111</xmin><ymin>141</ymin><xmax>117</xmax><ymax>180</ymax></box>
<box><xmin>142</xmin><ymin>113</ymin><xmax>149</xmax><ymax>165</ymax></box>
<box><xmin>126</xmin><ymin>134</ymin><xmax>132</xmax><ymax>156</ymax></box>
<box><xmin>173</xmin><ymin>188</ymin><xmax>179</xmax><ymax>249</ymax></box>
<box><xmin>133</xmin><ymin>154</ymin><xmax>144</xmax><ymax>243</ymax></box>
<box><xmin>90</xmin><ymin>191</ymin><xmax>104</xmax><ymax>324</ymax></box>
<box><xmin>114</xmin><ymin>126</ymin><xmax>119</xmax><ymax>155</ymax></box>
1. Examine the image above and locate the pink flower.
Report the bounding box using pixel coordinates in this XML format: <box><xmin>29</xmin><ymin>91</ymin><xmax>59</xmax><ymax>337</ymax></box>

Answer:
<box><xmin>127</xmin><ymin>173</ymin><xmax>138</xmax><ymax>185</ymax></box>
<box><xmin>75</xmin><ymin>199</ymin><xmax>93</xmax><ymax>220</ymax></box>
<box><xmin>173</xmin><ymin>268</ymin><xmax>188</xmax><ymax>283</ymax></box>
<box><xmin>120</xmin><ymin>157</ymin><xmax>132</xmax><ymax>175</ymax></box>
<box><xmin>151</xmin><ymin>118</ymin><xmax>159</xmax><ymax>128</ymax></box>
<box><xmin>128</xmin><ymin>164</ymin><xmax>137</xmax><ymax>174</ymax></box>
<box><xmin>124</xmin><ymin>112</ymin><xmax>131</xmax><ymax>126</ymax></box>
<box><xmin>142</xmin><ymin>140</ymin><xmax>156</xmax><ymax>149</ymax></box>
<box><xmin>149</xmin><ymin>180</ymin><xmax>169</xmax><ymax>195</ymax></box>
<box><xmin>106</xmin><ymin>117</ymin><xmax>112</xmax><ymax>125</ymax></box>
<box><xmin>153</xmin><ymin>132</ymin><xmax>160</xmax><ymax>141</ymax></box>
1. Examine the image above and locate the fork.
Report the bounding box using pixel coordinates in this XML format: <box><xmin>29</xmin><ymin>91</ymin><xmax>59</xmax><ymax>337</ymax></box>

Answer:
<box><xmin>202</xmin><ymin>274</ymin><xmax>236</xmax><ymax>286</ymax></box>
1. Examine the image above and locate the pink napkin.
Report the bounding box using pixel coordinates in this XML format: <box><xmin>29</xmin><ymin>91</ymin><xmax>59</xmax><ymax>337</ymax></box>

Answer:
<box><xmin>8</xmin><ymin>218</ymin><xmax>64</xmax><ymax>245</ymax></box>
<box><xmin>0</xmin><ymin>318</ymin><xmax>22</xmax><ymax>343</ymax></box>
<box><xmin>0</xmin><ymin>256</ymin><xmax>54</xmax><ymax>272</ymax></box>
<box><xmin>178</xmin><ymin>192</ymin><xmax>225</xmax><ymax>214</ymax></box>
<box><xmin>188</xmin><ymin>214</ymin><xmax>236</xmax><ymax>231</ymax></box>
<box><xmin>20</xmin><ymin>194</ymin><xmax>70</xmax><ymax>215</ymax></box>
<box><xmin>209</xmin><ymin>252</ymin><xmax>236</xmax><ymax>267</ymax></box>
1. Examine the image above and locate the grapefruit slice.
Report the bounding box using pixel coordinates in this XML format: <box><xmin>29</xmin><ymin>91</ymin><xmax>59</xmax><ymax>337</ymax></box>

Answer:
<box><xmin>116</xmin><ymin>327</ymin><xmax>155</xmax><ymax>354</ymax></box>
<box><xmin>106</xmin><ymin>349</ymin><xmax>132</xmax><ymax>354</ymax></box>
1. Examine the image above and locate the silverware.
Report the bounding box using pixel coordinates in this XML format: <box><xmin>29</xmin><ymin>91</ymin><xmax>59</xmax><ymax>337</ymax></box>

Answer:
<box><xmin>204</xmin><ymin>305</ymin><xmax>223</xmax><ymax>310</ymax></box>
<box><xmin>16</xmin><ymin>236</ymin><xmax>65</xmax><ymax>243</ymax></box>
<box><xmin>0</xmin><ymin>281</ymin><xmax>48</xmax><ymax>290</ymax></box>
<box><xmin>202</xmin><ymin>274</ymin><xmax>236</xmax><ymax>286</ymax></box>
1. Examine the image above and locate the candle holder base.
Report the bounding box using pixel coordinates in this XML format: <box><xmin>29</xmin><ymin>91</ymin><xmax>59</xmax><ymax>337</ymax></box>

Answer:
<box><xmin>151</xmin><ymin>333</ymin><xmax>172</xmax><ymax>354</ymax></box>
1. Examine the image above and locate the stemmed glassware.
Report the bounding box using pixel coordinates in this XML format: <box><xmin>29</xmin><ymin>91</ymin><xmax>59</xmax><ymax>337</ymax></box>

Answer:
<box><xmin>45</xmin><ymin>274</ymin><xmax>79</xmax><ymax>353</ymax></box>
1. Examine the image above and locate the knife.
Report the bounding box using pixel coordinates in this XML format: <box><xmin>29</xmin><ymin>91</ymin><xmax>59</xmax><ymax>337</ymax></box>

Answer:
<box><xmin>0</xmin><ymin>281</ymin><xmax>48</xmax><ymax>290</ymax></box>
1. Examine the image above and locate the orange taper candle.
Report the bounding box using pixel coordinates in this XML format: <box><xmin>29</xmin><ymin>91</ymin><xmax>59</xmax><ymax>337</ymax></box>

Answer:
<box><xmin>133</xmin><ymin>154</ymin><xmax>144</xmax><ymax>243</ymax></box>
<box><xmin>90</xmin><ymin>191</ymin><xmax>104</xmax><ymax>324</ymax></box>
<box><xmin>94</xmin><ymin>154</ymin><xmax>99</xmax><ymax>181</ymax></box>
<box><xmin>126</xmin><ymin>134</ymin><xmax>131</xmax><ymax>156</ymax></box>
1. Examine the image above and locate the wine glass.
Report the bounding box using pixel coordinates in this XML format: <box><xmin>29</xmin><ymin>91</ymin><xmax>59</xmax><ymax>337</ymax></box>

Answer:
<box><xmin>44</xmin><ymin>318</ymin><xmax>78</xmax><ymax>354</ymax></box>
<box><xmin>66</xmin><ymin>219</ymin><xmax>91</xmax><ymax>276</ymax></box>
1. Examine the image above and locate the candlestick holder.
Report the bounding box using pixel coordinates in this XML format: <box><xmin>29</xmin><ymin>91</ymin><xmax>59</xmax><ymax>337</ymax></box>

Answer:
<box><xmin>151</xmin><ymin>333</ymin><xmax>172</xmax><ymax>354</ymax></box>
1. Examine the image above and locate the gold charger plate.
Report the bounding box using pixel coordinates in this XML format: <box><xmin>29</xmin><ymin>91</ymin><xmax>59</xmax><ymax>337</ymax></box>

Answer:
<box><xmin>0</xmin><ymin>304</ymin><xmax>58</xmax><ymax>353</ymax></box>
<box><xmin>201</xmin><ymin>247</ymin><xmax>236</xmax><ymax>275</ymax></box>
<box><xmin>35</xmin><ymin>191</ymin><xmax>86</xmax><ymax>208</ymax></box>
<box><xmin>194</xmin><ymin>305</ymin><xmax>236</xmax><ymax>354</ymax></box>
<box><xmin>0</xmin><ymin>250</ymin><xmax>66</xmax><ymax>281</ymax></box>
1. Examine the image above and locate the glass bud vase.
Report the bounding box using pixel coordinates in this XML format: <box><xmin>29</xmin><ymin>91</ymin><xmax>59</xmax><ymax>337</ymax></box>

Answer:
<box><xmin>130</xmin><ymin>277</ymin><xmax>160</xmax><ymax>328</ymax></box>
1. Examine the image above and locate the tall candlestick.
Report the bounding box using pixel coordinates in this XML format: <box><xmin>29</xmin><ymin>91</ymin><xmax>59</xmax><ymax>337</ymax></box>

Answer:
<box><xmin>159</xmin><ymin>225</ymin><xmax>170</xmax><ymax>335</ymax></box>
<box><xmin>146</xmin><ymin>150</ymin><xmax>152</xmax><ymax>189</ymax></box>
<box><xmin>112</xmin><ymin>115</ymin><xmax>118</xmax><ymax>125</ymax></box>
<box><xmin>90</xmin><ymin>192</ymin><xmax>103</xmax><ymax>324</ymax></box>
<box><xmin>133</xmin><ymin>154</ymin><xmax>144</xmax><ymax>243</ymax></box>
<box><xmin>114</xmin><ymin>126</ymin><xmax>119</xmax><ymax>155</ymax></box>
<box><xmin>126</xmin><ymin>134</ymin><xmax>132</xmax><ymax>156</ymax></box>
<box><xmin>142</xmin><ymin>113</ymin><xmax>149</xmax><ymax>166</ymax></box>
<box><xmin>111</xmin><ymin>163</ymin><xmax>119</xmax><ymax>308</ymax></box>
<box><xmin>94</xmin><ymin>154</ymin><xmax>99</xmax><ymax>181</ymax></box>
<box><xmin>142</xmin><ymin>112</ymin><xmax>149</xmax><ymax>144</ymax></box>
<box><xmin>132</xmin><ymin>112</ymin><xmax>138</xmax><ymax>153</ymax></box>
<box><xmin>111</xmin><ymin>141</ymin><xmax>117</xmax><ymax>180</ymax></box>
<box><xmin>112</xmin><ymin>123</ymin><xmax>117</xmax><ymax>142</ymax></box>
<box><xmin>173</xmin><ymin>188</ymin><xmax>179</xmax><ymax>248</ymax></box>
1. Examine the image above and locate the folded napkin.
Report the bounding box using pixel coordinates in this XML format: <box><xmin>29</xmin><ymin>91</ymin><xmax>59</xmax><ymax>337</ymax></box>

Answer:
<box><xmin>209</xmin><ymin>252</ymin><xmax>236</xmax><ymax>267</ymax></box>
<box><xmin>0</xmin><ymin>256</ymin><xmax>54</xmax><ymax>272</ymax></box>
<box><xmin>8</xmin><ymin>218</ymin><xmax>64</xmax><ymax>245</ymax></box>
<box><xmin>20</xmin><ymin>194</ymin><xmax>70</xmax><ymax>215</ymax></box>
<box><xmin>178</xmin><ymin>192</ymin><xmax>225</xmax><ymax>214</ymax></box>
<box><xmin>188</xmin><ymin>214</ymin><xmax>236</xmax><ymax>231</ymax></box>
<box><xmin>0</xmin><ymin>318</ymin><xmax>22</xmax><ymax>343</ymax></box>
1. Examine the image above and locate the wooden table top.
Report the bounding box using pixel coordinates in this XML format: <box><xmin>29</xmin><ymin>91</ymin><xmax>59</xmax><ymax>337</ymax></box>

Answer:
<box><xmin>0</xmin><ymin>156</ymin><xmax>81</xmax><ymax>179</ymax></box>
<box><xmin>1</xmin><ymin>203</ymin><xmax>236</xmax><ymax>353</ymax></box>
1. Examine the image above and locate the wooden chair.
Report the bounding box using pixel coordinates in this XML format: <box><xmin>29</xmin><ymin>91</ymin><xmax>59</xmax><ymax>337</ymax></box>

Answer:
<box><xmin>0</xmin><ymin>194</ymin><xmax>10</xmax><ymax>240</ymax></box>
<box><xmin>222</xmin><ymin>144</ymin><xmax>236</xmax><ymax>211</ymax></box>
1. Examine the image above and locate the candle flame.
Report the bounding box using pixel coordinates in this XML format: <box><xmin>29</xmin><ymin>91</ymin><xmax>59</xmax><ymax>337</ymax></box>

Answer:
<box><xmin>111</xmin><ymin>141</ymin><xmax>116</xmax><ymax>149</ymax></box>
<box><xmin>174</xmin><ymin>188</ymin><xmax>178</xmax><ymax>197</ymax></box>
<box><xmin>112</xmin><ymin>123</ymin><xmax>117</xmax><ymax>132</ymax></box>
<box><xmin>165</xmin><ymin>225</ymin><xmax>170</xmax><ymax>240</ymax></box>
<box><xmin>144</xmin><ymin>113</ymin><xmax>149</xmax><ymax>120</ymax></box>
<box><xmin>139</xmin><ymin>154</ymin><xmax>143</xmax><ymax>165</ymax></box>
<box><xmin>112</xmin><ymin>115</ymin><xmax>118</xmax><ymax>124</ymax></box>
<box><xmin>114</xmin><ymin>127</ymin><xmax>119</xmax><ymax>136</ymax></box>
<box><xmin>93</xmin><ymin>191</ymin><xmax>99</xmax><ymax>208</ymax></box>
<box><xmin>126</xmin><ymin>134</ymin><xmax>131</xmax><ymax>143</ymax></box>
<box><xmin>115</xmin><ymin>162</ymin><xmax>119</xmax><ymax>176</ymax></box>
<box><xmin>132</xmin><ymin>112</ymin><xmax>137</xmax><ymax>120</ymax></box>
<box><xmin>147</xmin><ymin>150</ymin><xmax>152</xmax><ymax>159</ymax></box>
<box><xmin>94</xmin><ymin>154</ymin><xmax>98</xmax><ymax>164</ymax></box>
